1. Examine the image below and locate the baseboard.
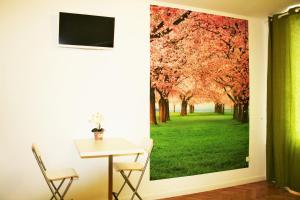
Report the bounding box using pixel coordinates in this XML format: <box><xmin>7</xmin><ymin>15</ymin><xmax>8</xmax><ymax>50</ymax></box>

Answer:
<box><xmin>143</xmin><ymin>175</ymin><xmax>266</xmax><ymax>200</ymax></box>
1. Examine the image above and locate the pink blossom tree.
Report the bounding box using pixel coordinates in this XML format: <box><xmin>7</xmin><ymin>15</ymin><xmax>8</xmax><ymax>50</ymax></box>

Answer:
<box><xmin>150</xmin><ymin>5</ymin><xmax>249</xmax><ymax>123</ymax></box>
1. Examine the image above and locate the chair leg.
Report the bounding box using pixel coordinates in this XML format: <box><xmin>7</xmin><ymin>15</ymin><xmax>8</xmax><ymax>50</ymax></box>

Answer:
<box><xmin>50</xmin><ymin>179</ymin><xmax>65</xmax><ymax>200</ymax></box>
<box><xmin>130</xmin><ymin>178</ymin><xmax>143</xmax><ymax>200</ymax></box>
<box><xmin>116</xmin><ymin>170</ymin><xmax>133</xmax><ymax>197</ymax></box>
<box><xmin>48</xmin><ymin>181</ymin><xmax>60</xmax><ymax>200</ymax></box>
<box><xmin>130</xmin><ymin>164</ymin><xmax>147</xmax><ymax>200</ymax></box>
<box><xmin>61</xmin><ymin>178</ymin><xmax>74</xmax><ymax>199</ymax></box>
<box><xmin>49</xmin><ymin>191</ymin><xmax>59</xmax><ymax>200</ymax></box>
<box><xmin>130</xmin><ymin>177</ymin><xmax>143</xmax><ymax>200</ymax></box>
<box><xmin>49</xmin><ymin>178</ymin><xmax>73</xmax><ymax>200</ymax></box>
<box><xmin>120</xmin><ymin>171</ymin><xmax>143</xmax><ymax>200</ymax></box>
<box><xmin>115</xmin><ymin>154</ymin><xmax>140</xmax><ymax>198</ymax></box>
<box><xmin>112</xmin><ymin>192</ymin><xmax>119</xmax><ymax>200</ymax></box>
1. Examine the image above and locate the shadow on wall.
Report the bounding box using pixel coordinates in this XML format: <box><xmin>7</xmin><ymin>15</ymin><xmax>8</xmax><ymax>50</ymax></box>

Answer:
<box><xmin>71</xmin><ymin>170</ymin><xmax>140</xmax><ymax>200</ymax></box>
<box><xmin>73</xmin><ymin>176</ymin><xmax>108</xmax><ymax>200</ymax></box>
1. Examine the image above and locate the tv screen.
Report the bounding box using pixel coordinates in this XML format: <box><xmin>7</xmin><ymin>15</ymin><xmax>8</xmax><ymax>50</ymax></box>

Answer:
<box><xmin>59</xmin><ymin>12</ymin><xmax>115</xmax><ymax>48</ymax></box>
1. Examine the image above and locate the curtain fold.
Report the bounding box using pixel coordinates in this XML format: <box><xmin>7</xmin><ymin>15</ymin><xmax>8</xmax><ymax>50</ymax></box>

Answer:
<box><xmin>267</xmin><ymin>7</ymin><xmax>300</xmax><ymax>192</ymax></box>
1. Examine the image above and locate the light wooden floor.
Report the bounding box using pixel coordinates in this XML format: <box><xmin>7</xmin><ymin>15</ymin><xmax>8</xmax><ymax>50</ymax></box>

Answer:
<box><xmin>161</xmin><ymin>181</ymin><xmax>300</xmax><ymax>200</ymax></box>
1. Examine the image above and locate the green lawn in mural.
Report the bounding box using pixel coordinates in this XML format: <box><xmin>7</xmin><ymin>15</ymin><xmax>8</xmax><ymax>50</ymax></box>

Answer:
<box><xmin>150</xmin><ymin>112</ymin><xmax>249</xmax><ymax>180</ymax></box>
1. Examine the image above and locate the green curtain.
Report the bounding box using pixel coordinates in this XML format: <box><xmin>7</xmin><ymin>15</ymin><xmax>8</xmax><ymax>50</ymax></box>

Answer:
<box><xmin>267</xmin><ymin>7</ymin><xmax>300</xmax><ymax>192</ymax></box>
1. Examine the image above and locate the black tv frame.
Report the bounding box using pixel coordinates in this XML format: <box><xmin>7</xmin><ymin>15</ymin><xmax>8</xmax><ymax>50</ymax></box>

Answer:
<box><xmin>58</xmin><ymin>12</ymin><xmax>115</xmax><ymax>49</ymax></box>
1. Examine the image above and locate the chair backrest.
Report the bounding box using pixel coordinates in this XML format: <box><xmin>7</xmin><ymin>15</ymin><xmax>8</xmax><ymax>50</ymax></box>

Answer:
<box><xmin>32</xmin><ymin>143</ymin><xmax>47</xmax><ymax>172</ymax></box>
<box><xmin>143</xmin><ymin>139</ymin><xmax>154</xmax><ymax>169</ymax></box>
<box><xmin>144</xmin><ymin>139</ymin><xmax>154</xmax><ymax>154</ymax></box>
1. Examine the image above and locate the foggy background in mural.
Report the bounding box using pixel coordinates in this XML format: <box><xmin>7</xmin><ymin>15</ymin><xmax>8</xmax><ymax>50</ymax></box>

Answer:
<box><xmin>150</xmin><ymin>5</ymin><xmax>249</xmax><ymax>180</ymax></box>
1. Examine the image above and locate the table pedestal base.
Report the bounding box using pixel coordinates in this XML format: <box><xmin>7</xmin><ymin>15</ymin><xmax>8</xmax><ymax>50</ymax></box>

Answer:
<box><xmin>108</xmin><ymin>155</ymin><xmax>113</xmax><ymax>200</ymax></box>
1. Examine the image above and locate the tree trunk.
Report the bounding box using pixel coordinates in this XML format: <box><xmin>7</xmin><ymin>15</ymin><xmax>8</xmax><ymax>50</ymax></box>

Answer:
<box><xmin>159</xmin><ymin>98</ymin><xmax>167</xmax><ymax>123</ymax></box>
<box><xmin>238</xmin><ymin>103</ymin><xmax>243</xmax><ymax>121</ymax></box>
<box><xmin>166</xmin><ymin>99</ymin><xmax>170</xmax><ymax>121</ymax></box>
<box><xmin>233</xmin><ymin>102</ymin><xmax>249</xmax><ymax>123</ymax></box>
<box><xmin>150</xmin><ymin>87</ymin><xmax>157</xmax><ymax>125</ymax></box>
<box><xmin>244</xmin><ymin>103</ymin><xmax>249</xmax><ymax>123</ymax></box>
<box><xmin>220</xmin><ymin>104</ymin><xmax>224</xmax><ymax>114</ymax></box>
<box><xmin>215</xmin><ymin>103</ymin><xmax>224</xmax><ymax>114</ymax></box>
<box><xmin>181</xmin><ymin>100</ymin><xmax>188</xmax><ymax>116</ymax></box>
<box><xmin>240</xmin><ymin>103</ymin><xmax>249</xmax><ymax>123</ymax></box>
<box><xmin>173</xmin><ymin>104</ymin><xmax>176</xmax><ymax>113</ymax></box>
<box><xmin>233</xmin><ymin>103</ymin><xmax>238</xmax><ymax>120</ymax></box>
<box><xmin>189</xmin><ymin>105</ymin><xmax>194</xmax><ymax>113</ymax></box>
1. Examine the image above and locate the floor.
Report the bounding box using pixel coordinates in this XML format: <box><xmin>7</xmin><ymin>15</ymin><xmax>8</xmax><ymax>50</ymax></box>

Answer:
<box><xmin>162</xmin><ymin>181</ymin><xmax>300</xmax><ymax>200</ymax></box>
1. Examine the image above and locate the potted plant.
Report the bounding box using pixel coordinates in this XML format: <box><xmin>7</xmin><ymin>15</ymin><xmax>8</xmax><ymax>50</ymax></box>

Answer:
<box><xmin>89</xmin><ymin>112</ymin><xmax>104</xmax><ymax>140</ymax></box>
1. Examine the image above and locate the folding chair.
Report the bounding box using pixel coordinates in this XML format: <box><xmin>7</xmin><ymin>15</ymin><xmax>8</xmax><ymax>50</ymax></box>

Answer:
<box><xmin>113</xmin><ymin>139</ymin><xmax>154</xmax><ymax>200</ymax></box>
<box><xmin>32</xmin><ymin>143</ymin><xmax>79</xmax><ymax>200</ymax></box>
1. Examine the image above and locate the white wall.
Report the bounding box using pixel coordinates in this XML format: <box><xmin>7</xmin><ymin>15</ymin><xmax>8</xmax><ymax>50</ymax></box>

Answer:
<box><xmin>0</xmin><ymin>0</ymin><xmax>268</xmax><ymax>199</ymax></box>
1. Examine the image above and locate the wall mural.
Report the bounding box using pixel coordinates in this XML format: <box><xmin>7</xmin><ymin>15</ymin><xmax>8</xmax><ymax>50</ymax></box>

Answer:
<box><xmin>150</xmin><ymin>5</ymin><xmax>249</xmax><ymax>180</ymax></box>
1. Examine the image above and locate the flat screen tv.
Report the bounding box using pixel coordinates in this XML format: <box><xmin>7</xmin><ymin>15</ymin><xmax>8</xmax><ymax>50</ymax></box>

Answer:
<box><xmin>59</xmin><ymin>12</ymin><xmax>115</xmax><ymax>49</ymax></box>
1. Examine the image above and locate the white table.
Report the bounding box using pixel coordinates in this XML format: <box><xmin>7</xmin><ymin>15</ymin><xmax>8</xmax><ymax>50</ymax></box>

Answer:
<box><xmin>74</xmin><ymin>138</ymin><xmax>144</xmax><ymax>200</ymax></box>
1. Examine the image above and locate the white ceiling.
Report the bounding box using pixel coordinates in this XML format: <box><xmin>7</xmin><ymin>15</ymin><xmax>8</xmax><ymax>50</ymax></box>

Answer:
<box><xmin>158</xmin><ymin>0</ymin><xmax>300</xmax><ymax>17</ymax></box>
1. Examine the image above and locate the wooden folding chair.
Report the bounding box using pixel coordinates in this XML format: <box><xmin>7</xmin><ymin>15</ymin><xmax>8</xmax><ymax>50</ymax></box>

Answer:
<box><xmin>113</xmin><ymin>139</ymin><xmax>154</xmax><ymax>200</ymax></box>
<box><xmin>32</xmin><ymin>143</ymin><xmax>79</xmax><ymax>200</ymax></box>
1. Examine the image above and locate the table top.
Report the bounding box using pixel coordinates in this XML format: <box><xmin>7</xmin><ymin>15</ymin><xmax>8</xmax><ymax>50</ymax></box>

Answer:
<box><xmin>74</xmin><ymin>138</ymin><xmax>145</xmax><ymax>158</ymax></box>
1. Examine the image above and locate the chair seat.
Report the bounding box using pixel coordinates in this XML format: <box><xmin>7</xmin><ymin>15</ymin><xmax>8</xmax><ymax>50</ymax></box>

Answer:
<box><xmin>46</xmin><ymin>168</ymin><xmax>79</xmax><ymax>181</ymax></box>
<box><xmin>113</xmin><ymin>162</ymin><xmax>144</xmax><ymax>171</ymax></box>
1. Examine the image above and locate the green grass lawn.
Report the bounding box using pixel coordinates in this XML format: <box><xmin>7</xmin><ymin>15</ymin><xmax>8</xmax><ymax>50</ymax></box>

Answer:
<box><xmin>150</xmin><ymin>112</ymin><xmax>249</xmax><ymax>180</ymax></box>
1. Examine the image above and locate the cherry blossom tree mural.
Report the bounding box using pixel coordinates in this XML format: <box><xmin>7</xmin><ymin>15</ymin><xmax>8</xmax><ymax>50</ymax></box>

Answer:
<box><xmin>150</xmin><ymin>5</ymin><xmax>249</xmax><ymax>180</ymax></box>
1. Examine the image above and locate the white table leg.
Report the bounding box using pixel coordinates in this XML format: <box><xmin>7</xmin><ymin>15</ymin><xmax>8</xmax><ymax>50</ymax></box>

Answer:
<box><xmin>108</xmin><ymin>155</ymin><xmax>113</xmax><ymax>200</ymax></box>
